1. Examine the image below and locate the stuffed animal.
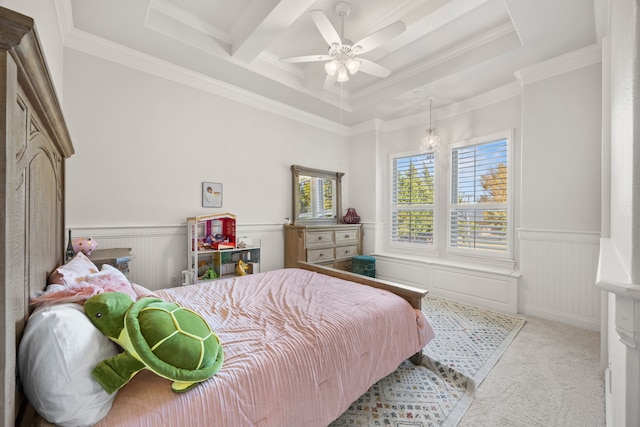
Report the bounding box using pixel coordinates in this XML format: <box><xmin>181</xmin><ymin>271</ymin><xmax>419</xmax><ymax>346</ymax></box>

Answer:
<box><xmin>84</xmin><ymin>292</ymin><xmax>224</xmax><ymax>394</ymax></box>
<box><xmin>236</xmin><ymin>260</ymin><xmax>248</xmax><ymax>276</ymax></box>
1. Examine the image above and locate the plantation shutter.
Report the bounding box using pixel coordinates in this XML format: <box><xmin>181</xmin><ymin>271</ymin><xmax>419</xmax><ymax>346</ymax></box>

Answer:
<box><xmin>391</xmin><ymin>153</ymin><xmax>435</xmax><ymax>245</ymax></box>
<box><xmin>450</xmin><ymin>138</ymin><xmax>508</xmax><ymax>252</ymax></box>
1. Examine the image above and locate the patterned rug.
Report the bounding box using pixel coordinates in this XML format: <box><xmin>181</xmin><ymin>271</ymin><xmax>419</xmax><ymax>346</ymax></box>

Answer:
<box><xmin>330</xmin><ymin>295</ymin><xmax>525</xmax><ymax>427</ymax></box>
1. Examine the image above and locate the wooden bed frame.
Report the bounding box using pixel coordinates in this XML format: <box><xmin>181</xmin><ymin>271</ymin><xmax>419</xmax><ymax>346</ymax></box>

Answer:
<box><xmin>0</xmin><ymin>6</ymin><xmax>74</xmax><ymax>427</ymax></box>
<box><xmin>0</xmin><ymin>6</ymin><xmax>426</xmax><ymax>426</ymax></box>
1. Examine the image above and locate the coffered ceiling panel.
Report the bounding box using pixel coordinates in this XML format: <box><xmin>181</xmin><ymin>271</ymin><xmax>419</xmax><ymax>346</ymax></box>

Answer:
<box><xmin>67</xmin><ymin>0</ymin><xmax>599</xmax><ymax>126</ymax></box>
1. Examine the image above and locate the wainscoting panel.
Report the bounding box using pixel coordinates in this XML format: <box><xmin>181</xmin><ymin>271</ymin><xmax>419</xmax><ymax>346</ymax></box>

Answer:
<box><xmin>375</xmin><ymin>256</ymin><xmax>428</xmax><ymax>289</ymax></box>
<box><xmin>518</xmin><ymin>229</ymin><xmax>601</xmax><ymax>330</ymax></box>
<box><xmin>431</xmin><ymin>267</ymin><xmax>517</xmax><ymax>313</ymax></box>
<box><xmin>69</xmin><ymin>224</ymin><xmax>286</xmax><ymax>290</ymax></box>
<box><xmin>373</xmin><ymin>253</ymin><xmax>518</xmax><ymax>314</ymax></box>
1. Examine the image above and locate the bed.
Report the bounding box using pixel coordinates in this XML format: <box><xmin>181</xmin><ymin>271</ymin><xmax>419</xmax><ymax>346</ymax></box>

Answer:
<box><xmin>0</xmin><ymin>6</ymin><xmax>434</xmax><ymax>427</ymax></box>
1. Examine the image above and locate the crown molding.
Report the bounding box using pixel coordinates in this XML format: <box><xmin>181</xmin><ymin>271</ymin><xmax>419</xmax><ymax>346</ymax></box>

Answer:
<box><xmin>62</xmin><ymin>26</ymin><xmax>348</xmax><ymax>135</ymax></box>
<box><xmin>515</xmin><ymin>42</ymin><xmax>602</xmax><ymax>86</ymax></box>
<box><xmin>381</xmin><ymin>80</ymin><xmax>522</xmax><ymax>133</ymax></box>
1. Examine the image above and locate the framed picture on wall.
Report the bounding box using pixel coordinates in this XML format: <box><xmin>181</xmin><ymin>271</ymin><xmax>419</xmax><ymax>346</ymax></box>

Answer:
<box><xmin>202</xmin><ymin>182</ymin><xmax>222</xmax><ymax>208</ymax></box>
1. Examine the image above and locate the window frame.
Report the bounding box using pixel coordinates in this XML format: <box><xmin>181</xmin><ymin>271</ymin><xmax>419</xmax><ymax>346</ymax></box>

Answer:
<box><xmin>388</xmin><ymin>150</ymin><xmax>439</xmax><ymax>252</ymax></box>
<box><xmin>447</xmin><ymin>129</ymin><xmax>514</xmax><ymax>260</ymax></box>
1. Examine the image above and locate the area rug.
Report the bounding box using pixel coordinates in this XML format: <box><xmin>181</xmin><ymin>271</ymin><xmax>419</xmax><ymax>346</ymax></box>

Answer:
<box><xmin>330</xmin><ymin>295</ymin><xmax>525</xmax><ymax>427</ymax></box>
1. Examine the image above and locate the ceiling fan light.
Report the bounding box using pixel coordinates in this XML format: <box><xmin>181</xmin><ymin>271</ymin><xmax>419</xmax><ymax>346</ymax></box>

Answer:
<box><xmin>346</xmin><ymin>59</ymin><xmax>360</xmax><ymax>75</ymax></box>
<box><xmin>325</xmin><ymin>60</ymin><xmax>338</xmax><ymax>76</ymax></box>
<box><xmin>337</xmin><ymin>65</ymin><xmax>349</xmax><ymax>82</ymax></box>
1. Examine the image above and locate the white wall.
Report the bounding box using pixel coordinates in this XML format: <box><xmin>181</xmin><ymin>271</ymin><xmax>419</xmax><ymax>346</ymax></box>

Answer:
<box><xmin>64</xmin><ymin>49</ymin><xmax>348</xmax><ymax>227</ymax></box>
<box><xmin>62</xmin><ymin>48</ymin><xmax>349</xmax><ymax>286</ymax></box>
<box><xmin>347</xmin><ymin>128</ymin><xmax>380</xmax><ymax>255</ymax></box>
<box><xmin>0</xmin><ymin>0</ymin><xmax>65</xmax><ymax>101</ymax></box>
<box><xmin>520</xmin><ymin>64</ymin><xmax>602</xmax><ymax>232</ymax></box>
<box><xmin>518</xmin><ymin>62</ymin><xmax>602</xmax><ymax>329</ymax></box>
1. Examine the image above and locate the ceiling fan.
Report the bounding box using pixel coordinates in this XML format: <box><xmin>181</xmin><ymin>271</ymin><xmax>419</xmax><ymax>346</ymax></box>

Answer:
<box><xmin>280</xmin><ymin>1</ymin><xmax>405</xmax><ymax>85</ymax></box>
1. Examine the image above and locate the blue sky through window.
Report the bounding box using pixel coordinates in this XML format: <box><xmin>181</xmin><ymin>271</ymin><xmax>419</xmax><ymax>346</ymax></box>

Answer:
<box><xmin>452</xmin><ymin>139</ymin><xmax>507</xmax><ymax>204</ymax></box>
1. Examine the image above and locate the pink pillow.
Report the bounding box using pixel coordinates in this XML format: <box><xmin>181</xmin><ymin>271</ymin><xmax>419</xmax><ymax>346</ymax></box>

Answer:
<box><xmin>49</xmin><ymin>252</ymin><xmax>99</xmax><ymax>287</ymax></box>
<box><xmin>84</xmin><ymin>264</ymin><xmax>138</xmax><ymax>301</ymax></box>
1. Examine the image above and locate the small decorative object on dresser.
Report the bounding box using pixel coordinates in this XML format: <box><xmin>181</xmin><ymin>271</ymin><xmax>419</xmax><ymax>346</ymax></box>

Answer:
<box><xmin>284</xmin><ymin>224</ymin><xmax>362</xmax><ymax>271</ymax></box>
<box><xmin>342</xmin><ymin>208</ymin><xmax>361</xmax><ymax>224</ymax></box>
<box><xmin>71</xmin><ymin>237</ymin><xmax>98</xmax><ymax>255</ymax></box>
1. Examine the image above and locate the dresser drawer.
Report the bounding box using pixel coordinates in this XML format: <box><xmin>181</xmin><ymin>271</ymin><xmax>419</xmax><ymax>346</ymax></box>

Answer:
<box><xmin>335</xmin><ymin>245</ymin><xmax>358</xmax><ymax>259</ymax></box>
<box><xmin>307</xmin><ymin>247</ymin><xmax>335</xmax><ymax>262</ymax></box>
<box><xmin>335</xmin><ymin>229</ymin><xmax>359</xmax><ymax>243</ymax></box>
<box><xmin>306</xmin><ymin>231</ymin><xmax>334</xmax><ymax>247</ymax></box>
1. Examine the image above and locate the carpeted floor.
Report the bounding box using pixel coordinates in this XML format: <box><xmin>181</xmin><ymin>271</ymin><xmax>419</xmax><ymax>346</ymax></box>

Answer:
<box><xmin>458</xmin><ymin>315</ymin><xmax>605</xmax><ymax>427</ymax></box>
<box><xmin>330</xmin><ymin>296</ymin><xmax>525</xmax><ymax>427</ymax></box>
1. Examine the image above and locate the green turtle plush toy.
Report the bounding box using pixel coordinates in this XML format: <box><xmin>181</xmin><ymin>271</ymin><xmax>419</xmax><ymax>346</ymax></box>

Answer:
<box><xmin>84</xmin><ymin>292</ymin><xmax>224</xmax><ymax>394</ymax></box>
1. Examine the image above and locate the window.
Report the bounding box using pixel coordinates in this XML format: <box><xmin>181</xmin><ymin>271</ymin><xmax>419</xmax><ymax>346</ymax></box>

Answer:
<box><xmin>449</xmin><ymin>133</ymin><xmax>509</xmax><ymax>255</ymax></box>
<box><xmin>390</xmin><ymin>153</ymin><xmax>436</xmax><ymax>246</ymax></box>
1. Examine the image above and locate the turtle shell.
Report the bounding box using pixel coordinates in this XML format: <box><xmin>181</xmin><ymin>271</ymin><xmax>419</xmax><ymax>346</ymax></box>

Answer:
<box><xmin>125</xmin><ymin>298</ymin><xmax>223</xmax><ymax>382</ymax></box>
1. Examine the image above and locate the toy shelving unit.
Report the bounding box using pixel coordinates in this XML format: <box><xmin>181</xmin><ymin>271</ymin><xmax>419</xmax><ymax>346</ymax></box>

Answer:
<box><xmin>185</xmin><ymin>213</ymin><xmax>260</xmax><ymax>285</ymax></box>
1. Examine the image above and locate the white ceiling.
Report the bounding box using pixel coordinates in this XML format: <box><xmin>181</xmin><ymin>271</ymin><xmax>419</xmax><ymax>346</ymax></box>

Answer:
<box><xmin>65</xmin><ymin>0</ymin><xmax>600</xmax><ymax>126</ymax></box>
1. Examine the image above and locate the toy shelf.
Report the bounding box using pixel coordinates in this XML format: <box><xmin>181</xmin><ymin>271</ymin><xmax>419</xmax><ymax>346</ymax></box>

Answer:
<box><xmin>184</xmin><ymin>213</ymin><xmax>260</xmax><ymax>285</ymax></box>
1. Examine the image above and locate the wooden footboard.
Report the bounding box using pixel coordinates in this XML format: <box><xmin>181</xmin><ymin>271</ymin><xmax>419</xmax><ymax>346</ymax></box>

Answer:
<box><xmin>296</xmin><ymin>262</ymin><xmax>427</xmax><ymax>365</ymax></box>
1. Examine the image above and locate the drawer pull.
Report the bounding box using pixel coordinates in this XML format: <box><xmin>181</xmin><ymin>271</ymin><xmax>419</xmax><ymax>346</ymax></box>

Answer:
<box><xmin>318</xmin><ymin>236</ymin><xmax>323</xmax><ymax>241</ymax></box>
<box><xmin>345</xmin><ymin>234</ymin><xmax>350</xmax><ymax>238</ymax></box>
<box><xmin>345</xmin><ymin>249</ymin><xmax>350</xmax><ymax>254</ymax></box>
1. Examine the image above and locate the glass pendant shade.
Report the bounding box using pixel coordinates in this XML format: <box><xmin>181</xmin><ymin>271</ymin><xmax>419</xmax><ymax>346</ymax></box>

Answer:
<box><xmin>337</xmin><ymin>65</ymin><xmax>349</xmax><ymax>82</ymax></box>
<box><xmin>346</xmin><ymin>59</ymin><xmax>360</xmax><ymax>74</ymax></box>
<box><xmin>419</xmin><ymin>98</ymin><xmax>439</xmax><ymax>153</ymax></box>
<box><xmin>420</xmin><ymin>129</ymin><xmax>440</xmax><ymax>153</ymax></box>
<box><xmin>325</xmin><ymin>60</ymin><xmax>338</xmax><ymax>76</ymax></box>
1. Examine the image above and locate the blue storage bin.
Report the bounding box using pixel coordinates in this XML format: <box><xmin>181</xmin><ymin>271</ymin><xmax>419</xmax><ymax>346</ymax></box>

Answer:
<box><xmin>352</xmin><ymin>255</ymin><xmax>375</xmax><ymax>277</ymax></box>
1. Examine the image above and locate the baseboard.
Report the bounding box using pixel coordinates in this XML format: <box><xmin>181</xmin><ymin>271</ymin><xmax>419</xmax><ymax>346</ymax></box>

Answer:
<box><xmin>522</xmin><ymin>305</ymin><xmax>600</xmax><ymax>331</ymax></box>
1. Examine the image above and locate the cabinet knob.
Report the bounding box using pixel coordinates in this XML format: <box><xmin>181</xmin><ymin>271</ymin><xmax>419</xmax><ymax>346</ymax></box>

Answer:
<box><xmin>318</xmin><ymin>236</ymin><xmax>323</xmax><ymax>241</ymax></box>
<box><xmin>345</xmin><ymin>250</ymin><xmax>350</xmax><ymax>254</ymax></box>
<box><xmin>345</xmin><ymin>234</ymin><xmax>350</xmax><ymax>238</ymax></box>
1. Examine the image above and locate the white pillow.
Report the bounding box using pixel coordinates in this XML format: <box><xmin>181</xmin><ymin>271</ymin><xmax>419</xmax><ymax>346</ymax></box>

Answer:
<box><xmin>18</xmin><ymin>303</ymin><xmax>118</xmax><ymax>426</ymax></box>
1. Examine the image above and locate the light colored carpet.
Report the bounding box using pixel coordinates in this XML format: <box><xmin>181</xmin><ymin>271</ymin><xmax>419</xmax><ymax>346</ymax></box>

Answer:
<box><xmin>458</xmin><ymin>315</ymin><xmax>605</xmax><ymax>427</ymax></box>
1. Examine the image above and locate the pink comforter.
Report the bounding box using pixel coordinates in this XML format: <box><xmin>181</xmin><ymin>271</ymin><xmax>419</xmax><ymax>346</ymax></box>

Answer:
<box><xmin>94</xmin><ymin>268</ymin><xmax>434</xmax><ymax>426</ymax></box>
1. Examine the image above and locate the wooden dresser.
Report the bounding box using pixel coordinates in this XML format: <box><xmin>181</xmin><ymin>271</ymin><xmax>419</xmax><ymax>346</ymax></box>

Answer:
<box><xmin>284</xmin><ymin>224</ymin><xmax>363</xmax><ymax>271</ymax></box>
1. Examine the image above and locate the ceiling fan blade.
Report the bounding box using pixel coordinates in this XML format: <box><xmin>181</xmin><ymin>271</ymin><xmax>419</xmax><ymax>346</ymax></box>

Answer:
<box><xmin>323</xmin><ymin>73</ymin><xmax>337</xmax><ymax>90</ymax></box>
<box><xmin>353</xmin><ymin>21</ymin><xmax>406</xmax><ymax>54</ymax></box>
<box><xmin>357</xmin><ymin>58</ymin><xmax>391</xmax><ymax>78</ymax></box>
<box><xmin>280</xmin><ymin>54</ymin><xmax>331</xmax><ymax>63</ymax></box>
<box><xmin>310</xmin><ymin>9</ymin><xmax>341</xmax><ymax>46</ymax></box>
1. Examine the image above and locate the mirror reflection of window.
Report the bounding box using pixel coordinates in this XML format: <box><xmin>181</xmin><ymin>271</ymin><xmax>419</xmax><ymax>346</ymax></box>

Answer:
<box><xmin>298</xmin><ymin>176</ymin><xmax>336</xmax><ymax>219</ymax></box>
<box><xmin>291</xmin><ymin>165</ymin><xmax>343</xmax><ymax>225</ymax></box>
<box><xmin>298</xmin><ymin>178</ymin><xmax>311</xmax><ymax>217</ymax></box>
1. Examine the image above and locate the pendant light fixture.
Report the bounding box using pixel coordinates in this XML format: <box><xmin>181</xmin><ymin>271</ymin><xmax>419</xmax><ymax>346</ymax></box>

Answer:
<box><xmin>420</xmin><ymin>97</ymin><xmax>440</xmax><ymax>153</ymax></box>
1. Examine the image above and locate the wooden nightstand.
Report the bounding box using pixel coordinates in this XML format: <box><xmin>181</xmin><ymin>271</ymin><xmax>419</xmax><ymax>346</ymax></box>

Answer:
<box><xmin>89</xmin><ymin>248</ymin><xmax>134</xmax><ymax>276</ymax></box>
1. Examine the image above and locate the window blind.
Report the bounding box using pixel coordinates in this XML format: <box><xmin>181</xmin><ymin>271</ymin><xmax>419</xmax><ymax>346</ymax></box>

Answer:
<box><xmin>391</xmin><ymin>153</ymin><xmax>435</xmax><ymax>245</ymax></box>
<box><xmin>450</xmin><ymin>139</ymin><xmax>508</xmax><ymax>252</ymax></box>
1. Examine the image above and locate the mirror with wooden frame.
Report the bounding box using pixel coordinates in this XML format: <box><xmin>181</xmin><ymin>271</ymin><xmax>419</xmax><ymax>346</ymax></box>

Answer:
<box><xmin>291</xmin><ymin>165</ymin><xmax>344</xmax><ymax>225</ymax></box>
